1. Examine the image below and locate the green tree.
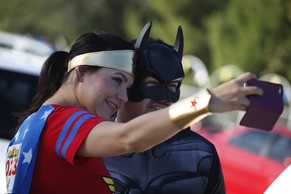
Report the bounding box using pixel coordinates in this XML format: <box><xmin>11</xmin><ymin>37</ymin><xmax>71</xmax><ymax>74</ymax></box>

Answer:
<box><xmin>0</xmin><ymin>0</ymin><xmax>290</xmax><ymax>82</ymax></box>
<box><xmin>0</xmin><ymin>0</ymin><xmax>136</xmax><ymax>44</ymax></box>
<box><xmin>123</xmin><ymin>0</ymin><xmax>229</xmax><ymax>69</ymax></box>
<box><xmin>207</xmin><ymin>0</ymin><xmax>291</xmax><ymax>81</ymax></box>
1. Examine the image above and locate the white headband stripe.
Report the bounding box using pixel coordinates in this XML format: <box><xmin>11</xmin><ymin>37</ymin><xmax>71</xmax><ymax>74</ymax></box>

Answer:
<box><xmin>67</xmin><ymin>50</ymin><xmax>135</xmax><ymax>75</ymax></box>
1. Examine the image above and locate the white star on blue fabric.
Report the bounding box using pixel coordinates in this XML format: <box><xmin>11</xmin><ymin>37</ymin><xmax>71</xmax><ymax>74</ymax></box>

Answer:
<box><xmin>41</xmin><ymin>109</ymin><xmax>53</xmax><ymax>120</ymax></box>
<box><xmin>15</xmin><ymin>131</ymin><xmax>20</xmax><ymax>141</ymax></box>
<box><xmin>22</xmin><ymin>128</ymin><xmax>29</xmax><ymax>140</ymax></box>
<box><xmin>22</xmin><ymin>148</ymin><xmax>33</xmax><ymax>164</ymax></box>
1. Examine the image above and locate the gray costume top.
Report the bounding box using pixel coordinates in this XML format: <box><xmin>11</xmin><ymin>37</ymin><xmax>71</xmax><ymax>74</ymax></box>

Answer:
<box><xmin>104</xmin><ymin>129</ymin><xmax>226</xmax><ymax>194</ymax></box>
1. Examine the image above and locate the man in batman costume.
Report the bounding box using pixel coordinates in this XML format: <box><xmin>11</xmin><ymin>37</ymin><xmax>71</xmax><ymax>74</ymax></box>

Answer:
<box><xmin>103</xmin><ymin>21</ymin><xmax>226</xmax><ymax>194</ymax></box>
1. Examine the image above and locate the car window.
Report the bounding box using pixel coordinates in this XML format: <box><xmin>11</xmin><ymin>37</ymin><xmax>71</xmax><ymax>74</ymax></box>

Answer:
<box><xmin>229</xmin><ymin>130</ymin><xmax>269</xmax><ymax>155</ymax></box>
<box><xmin>0</xmin><ymin>69</ymin><xmax>38</xmax><ymax>139</ymax></box>
<box><xmin>268</xmin><ymin>134</ymin><xmax>291</xmax><ymax>162</ymax></box>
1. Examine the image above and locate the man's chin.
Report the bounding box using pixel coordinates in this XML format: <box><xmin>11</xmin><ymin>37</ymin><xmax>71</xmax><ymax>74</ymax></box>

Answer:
<box><xmin>147</xmin><ymin>108</ymin><xmax>158</xmax><ymax>113</ymax></box>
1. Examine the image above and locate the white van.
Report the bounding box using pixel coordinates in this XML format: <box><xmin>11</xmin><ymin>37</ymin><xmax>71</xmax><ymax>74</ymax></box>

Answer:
<box><xmin>0</xmin><ymin>31</ymin><xmax>54</xmax><ymax>193</ymax></box>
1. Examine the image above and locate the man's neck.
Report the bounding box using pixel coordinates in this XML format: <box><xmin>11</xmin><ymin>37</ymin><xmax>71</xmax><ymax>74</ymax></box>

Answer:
<box><xmin>115</xmin><ymin>111</ymin><xmax>133</xmax><ymax>123</ymax></box>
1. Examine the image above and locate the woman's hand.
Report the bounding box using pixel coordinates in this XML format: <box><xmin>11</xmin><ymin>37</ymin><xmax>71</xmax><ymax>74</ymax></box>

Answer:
<box><xmin>208</xmin><ymin>72</ymin><xmax>264</xmax><ymax>113</ymax></box>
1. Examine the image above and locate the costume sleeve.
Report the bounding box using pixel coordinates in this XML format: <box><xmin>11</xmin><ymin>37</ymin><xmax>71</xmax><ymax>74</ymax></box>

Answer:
<box><xmin>51</xmin><ymin>107</ymin><xmax>105</xmax><ymax>166</ymax></box>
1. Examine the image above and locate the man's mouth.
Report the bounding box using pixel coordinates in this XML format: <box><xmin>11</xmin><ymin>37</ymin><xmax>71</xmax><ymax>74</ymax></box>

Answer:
<box><xmin>150</xmin><ymin>104</ymin><xmax>167</xmax><ymax>110</ymax></box>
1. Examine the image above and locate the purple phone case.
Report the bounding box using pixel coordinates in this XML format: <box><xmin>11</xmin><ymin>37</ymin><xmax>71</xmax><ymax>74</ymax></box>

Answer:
<box><xmin>239</xmin><ymin>79</ymin><xmax>284</xmax><ymax>131</ymax></box>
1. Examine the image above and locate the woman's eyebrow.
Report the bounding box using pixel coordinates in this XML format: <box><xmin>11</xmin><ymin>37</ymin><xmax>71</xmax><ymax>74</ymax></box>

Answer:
<box><xmin>114</xmin><ymin>72</ymin><xmax>128</xmax><ymax>82</ymax></box>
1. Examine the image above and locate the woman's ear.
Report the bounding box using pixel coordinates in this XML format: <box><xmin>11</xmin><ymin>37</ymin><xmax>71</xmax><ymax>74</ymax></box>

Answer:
<box><xmin>75</xmin><ymin>67</ymin><xmax>84</xmax><ymax>82</ymax></box>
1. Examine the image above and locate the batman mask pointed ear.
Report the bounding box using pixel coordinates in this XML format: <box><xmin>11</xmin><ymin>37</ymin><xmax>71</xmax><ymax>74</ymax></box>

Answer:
<box><xmin>128</xmin><ymin>23</ymin><xmax>185</xmax><ymax>103</ymax></box>
<box><xmin>174</xmin><ymin>25</ymin><xmax>184</xmax><ymax>60</ymax></box>
<box><xmin>134</xmin><ymin>21</ymin><xmax>152</xmax><ymax>50</ymax></box>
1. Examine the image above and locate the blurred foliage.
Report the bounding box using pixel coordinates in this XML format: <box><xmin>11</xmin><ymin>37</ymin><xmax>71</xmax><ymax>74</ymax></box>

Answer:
<box><xmin>207</xmin><ymin>0</ymin><xmax>291</xmax><ymax>79</ymax></box>
<box><xmin>0</xmin><ymin>0</ymin><xmax>135</xmax><ymax>44</ymax></box>
<box><xmin>0</xmin><ymin>0</ymin><xmax>290</xmax><ymax>82</ymax></box>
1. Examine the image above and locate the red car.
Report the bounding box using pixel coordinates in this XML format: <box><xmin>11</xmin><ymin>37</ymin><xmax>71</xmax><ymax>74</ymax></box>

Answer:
<box><xmin>195</xmin><ymin>124</ymin><xmax>291</xmax><ymax>194</ymax></box>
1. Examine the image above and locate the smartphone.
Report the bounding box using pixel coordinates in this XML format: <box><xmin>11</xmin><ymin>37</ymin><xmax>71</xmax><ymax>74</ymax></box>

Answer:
<box><xmin>239</xmin><ymin>79</ymin><xmax>284</xmax><ymax>131</ymax></box>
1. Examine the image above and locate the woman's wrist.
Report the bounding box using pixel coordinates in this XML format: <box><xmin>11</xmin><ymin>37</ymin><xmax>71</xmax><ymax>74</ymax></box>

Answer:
<box><xmin>168</xmin><ymin>89</ymin><xmax>212</xmax><ymax>129</ymax></box>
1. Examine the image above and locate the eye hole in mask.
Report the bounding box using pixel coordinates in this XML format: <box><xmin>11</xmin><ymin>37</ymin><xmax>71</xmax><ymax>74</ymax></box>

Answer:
<box><xmin>144</xmin><ymin>76</ymin><xmax>182</xmax><ymax>93</ymax></box>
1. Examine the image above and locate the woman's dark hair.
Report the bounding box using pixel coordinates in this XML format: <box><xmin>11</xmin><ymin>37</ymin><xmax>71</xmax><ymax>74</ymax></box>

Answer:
<box><xmin>18</xmin><ymin>32</ymin><xmax>133</xmax><ymax>122</ymax></box>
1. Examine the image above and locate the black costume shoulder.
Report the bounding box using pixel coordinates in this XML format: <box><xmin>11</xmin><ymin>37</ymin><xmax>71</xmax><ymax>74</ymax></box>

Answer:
<box><xmin>104</xmin><ymin>128</ymin><xmax>226</xmax><ymax>194</ymax></box>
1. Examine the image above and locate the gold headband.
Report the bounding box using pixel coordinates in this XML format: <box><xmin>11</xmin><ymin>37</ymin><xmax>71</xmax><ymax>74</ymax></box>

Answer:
<box><xmin>67</xmin><ymin>50</ymin><xmax>135</xmax><ymax>76</ymax></box>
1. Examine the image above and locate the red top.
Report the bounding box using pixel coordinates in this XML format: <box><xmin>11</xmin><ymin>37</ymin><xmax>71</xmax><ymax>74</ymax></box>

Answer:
<box><xmin>30</xmin><ymin>105</ymin><xmax>114</xmax><ymax>194</ymax></box>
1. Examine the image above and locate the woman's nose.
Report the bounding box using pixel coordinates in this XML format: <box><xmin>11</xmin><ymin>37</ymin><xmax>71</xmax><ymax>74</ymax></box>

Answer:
<box><xmin>117</xmin><ymin>88</ymin><xmax>128</xmax><ymax>103</ymax></box>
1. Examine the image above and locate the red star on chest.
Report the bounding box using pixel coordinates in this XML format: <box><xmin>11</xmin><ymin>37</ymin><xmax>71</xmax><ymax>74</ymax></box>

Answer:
<box><xmin>191</xmin><ymin>98</ymin><xmax>198</xmax><ymax>109</ymax></box>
